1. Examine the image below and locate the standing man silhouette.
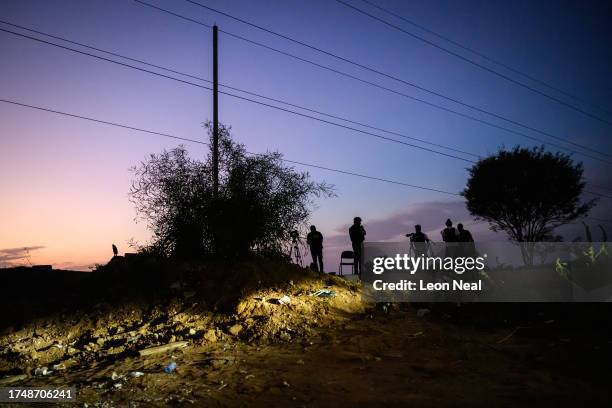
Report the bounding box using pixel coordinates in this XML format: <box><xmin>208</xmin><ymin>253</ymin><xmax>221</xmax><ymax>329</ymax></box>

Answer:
<box><xmin>457</xmin><ymin>223</ymin><xmax>476</xmax><ymax>257</ymax></box>
<box><xmin>306</xmin><ymin>225</ymin><xmax>324</xmax><ymax>272</ymax></box>
<box><xmin>441</xmin><ymin>219</ymin><xmax>458</xmax><ymax>258</ymax></box>
<box><xmin>349</xmin><ymin>217</ymin><xmax>366</xmax><ymax>276</ymax></box>
<box><xmin>112</xmin><ymin>244</ymin><xmax>118</xmax><ymax>257</ymax></box>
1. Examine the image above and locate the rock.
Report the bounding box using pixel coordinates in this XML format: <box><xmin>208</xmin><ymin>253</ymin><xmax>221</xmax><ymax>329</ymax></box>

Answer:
<box><xmin>189</xmin><ymin>328</ymin><xmax>196</xmax><ymax>336</ymax></box>
<box><xmin>279</xmin><ymin>332</ymin><xmax>292</xmax><ymax>342</ymax></box>
<box><xmin>96</xmin><ymin>337</ymin><xmax>105</xmax><ymax>346</ymax></box>
<box><xmin>203</xmin><ymin>329</ymin><xmax>217</xmax><ymax>343</ymax></box>
<box><xmin>228</xmin><ymin>324</ymin><xmax>243</xmax><ymax>337</ymax></box>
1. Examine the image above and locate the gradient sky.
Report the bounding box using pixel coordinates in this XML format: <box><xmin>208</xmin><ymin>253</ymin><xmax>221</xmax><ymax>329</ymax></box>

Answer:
<box><xmin>1</xmin><ymin>0</ymin><xmax>611</xmax><ymax>270</ymax></box>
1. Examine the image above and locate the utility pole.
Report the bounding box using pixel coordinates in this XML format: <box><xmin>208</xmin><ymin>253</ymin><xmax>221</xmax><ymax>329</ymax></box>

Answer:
<box><xmin>212</xmin><ymin>25</ymin><xmax>219</xmax><ymax>199</ymax></box>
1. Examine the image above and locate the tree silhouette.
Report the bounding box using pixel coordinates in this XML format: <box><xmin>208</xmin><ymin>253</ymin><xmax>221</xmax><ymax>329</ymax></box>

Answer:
<box><xmin>129</xmin><ymin>122</ymin><xmax>333</xmax><ymax>259</ymax></box>
<box><xmin>462</xmin><ymin>146</ymin><xmax>596</xmax><ymax>264</ymax></box>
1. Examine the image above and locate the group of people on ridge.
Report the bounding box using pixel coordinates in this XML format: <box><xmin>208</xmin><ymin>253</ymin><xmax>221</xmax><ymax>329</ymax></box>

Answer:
<box><xmin>306</xmin><ymin>217</ymin><xmax>474</xmax><ymax>275</ymax></box>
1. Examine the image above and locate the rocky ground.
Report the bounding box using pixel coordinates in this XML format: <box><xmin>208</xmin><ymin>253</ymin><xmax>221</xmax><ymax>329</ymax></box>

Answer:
<box><xmin>0</xmin><ymin>259</ymin><xmax>611</xmax><ymax>407</ymax></box>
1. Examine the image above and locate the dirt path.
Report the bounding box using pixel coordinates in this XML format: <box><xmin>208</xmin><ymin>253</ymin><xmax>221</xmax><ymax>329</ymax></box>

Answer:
<box><xmin>20</xmin><ymin>308</ymin><xmax>608</xmax><ymax>407</ymax></box>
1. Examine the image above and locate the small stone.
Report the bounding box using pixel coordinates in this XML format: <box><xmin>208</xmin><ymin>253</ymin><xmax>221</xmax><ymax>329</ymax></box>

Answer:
<box><xmin>189</xmin><ymin>328</ymin><xmax>196</xmax><ymax>336</ymax></box>
<box><xmin>228</xmin><ymin>324</ymin><xmax>243</xmax><ymax>337</ymax></box>
<box><xmin>203</xmin><ymin>329</ymin><xmax>217</xmax><ymax>343</ymax></box>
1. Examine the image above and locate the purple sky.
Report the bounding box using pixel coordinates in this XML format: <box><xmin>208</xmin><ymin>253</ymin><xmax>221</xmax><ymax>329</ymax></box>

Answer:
<box><xmin>1</xmin><ymin>0</ymin><xmax>611</xmax><ymax>270</ymax></box>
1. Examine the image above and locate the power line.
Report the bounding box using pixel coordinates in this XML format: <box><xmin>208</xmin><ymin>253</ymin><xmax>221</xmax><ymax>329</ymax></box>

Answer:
<box><xmin>171</xmin><ymin>0</ymin><xmax>611</xmax><ymax>158</ymax></box>
<box><xmin>335</xmin><ymin>0</ymin><xmax>612</xmax><ymax>127</ymax></box>
<box><xmin>8</xmin><ymin>21</ymin><xmax>612</xmax><ymax>199</ymax></box>
<box><xmin>2</xmin><ymin>97</ymin><xmax>607</xmax><ymax>201</ymax></box>
<box><xmin>0</xmin><ymin>19</ymin><xmax>478</xmax><ymax>159</ymax></box>
<box><xmin>356</xmin><ymin>0</ymin><xmax>612</xmax><ymax>118</ymax></box>
<box><xmin>0</xmin><ymin>26</ymin><xmax>476</xmax><ymax>164</ymax></box>
<box><xmin>1</xmin><ymin>25</ymin><xmax>608</xmax><ymax>199</ymax></box>
<box><xmin>134</xmin><ymin>1</ymin><xmax>612</xmax><ymax>165</ymax></box>
<box><xmin>0</xmin><ymin>98</ymin><xmax>461</xmax><ymax>196</ymax></box>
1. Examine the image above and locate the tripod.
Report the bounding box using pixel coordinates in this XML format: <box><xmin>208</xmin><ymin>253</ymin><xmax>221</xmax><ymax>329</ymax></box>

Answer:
<box><xmin>289</xmin><ymin>237</ymin><xmax>303</xmax><ymax>266</ymax></box>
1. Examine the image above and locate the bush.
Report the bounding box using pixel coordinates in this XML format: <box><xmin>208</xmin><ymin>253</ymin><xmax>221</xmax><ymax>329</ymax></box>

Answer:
<box><xmin>129</xmin><ymin>122</ymin><xmax>333</xmax><ymax>259</ymax></box>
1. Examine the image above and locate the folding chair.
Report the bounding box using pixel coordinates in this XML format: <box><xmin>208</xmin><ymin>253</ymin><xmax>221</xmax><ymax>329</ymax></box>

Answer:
<box><xmin>338</xmin><ymin>250</ymin><xmax>355</xmax><ymax>275</ymax></box>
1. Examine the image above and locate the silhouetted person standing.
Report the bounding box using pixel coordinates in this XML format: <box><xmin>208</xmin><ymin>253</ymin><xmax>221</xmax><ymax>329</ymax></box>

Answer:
<box><xmin>457</xmin><ymin>223</ymin><xmax>476</xmax><ymax>257</ymax></box>
<box><xmin>112</xmin><ymin>244</ymin><xmax>118</xmax><ymax>257</ymax></box>
<box><xmin>441</xmin><ymin>219</ymin><xmax>458</xmax><ymax>258</ymax></box>
<box><xmin>441</xmin><ymin>219</ymin><xmax>458</xmax><ymax>242</ymax></box>
<box><xmin>306</xmin><ymin>225</ymin><xmax>324</xmax><ymax>272</ymax></box>
<box><xmin>457</xmin><ymin>223</ymin><xmax>474</xmax><ymax>243</ymax></box>
<box><xmin>349</xmin><ymin>217</ymin><xmax>366</xmax><ymax>275</ymax></box>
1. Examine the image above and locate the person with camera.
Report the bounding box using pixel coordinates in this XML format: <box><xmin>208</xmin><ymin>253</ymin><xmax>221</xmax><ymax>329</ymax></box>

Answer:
<box><xmin>306</xmin><ymin>225</ymin><xmax>324</xmax><ymax>272</ymax></box>
<box><xmin>406</xmin><ymin>224</ymin><xmax>432</xmax><ymax>257</ymax></box>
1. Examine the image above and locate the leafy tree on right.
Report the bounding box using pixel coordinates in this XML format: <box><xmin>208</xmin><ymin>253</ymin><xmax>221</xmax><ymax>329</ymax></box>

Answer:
<box><xmin>462</xmin><ymin>146</ymin><xmax>596</xmax><ymax>264</ymax></box>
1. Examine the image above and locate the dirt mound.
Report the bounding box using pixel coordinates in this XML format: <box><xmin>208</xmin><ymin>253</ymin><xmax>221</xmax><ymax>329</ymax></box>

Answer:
<box><xmin>0</xmin><ymin>259</ymin><xmax>365</xmax><ymax>384</ymax></box>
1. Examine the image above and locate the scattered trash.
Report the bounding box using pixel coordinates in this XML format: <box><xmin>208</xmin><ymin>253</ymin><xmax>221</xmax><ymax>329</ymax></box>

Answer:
<box><xmin>113</xmin><ymin>383</ymin><xmax>122</xmax><ymax>389</ymax></box>
<box><xmin>277</xmin><ymin>295</ymin><xmax>291</xmax><ymax>305</ymax></box>
<box><xmin>296</xmin><ymin>359</ymin><xmax>304</xmax><ymax>365</ymax></box>
<box><xmin>282</xmin><ymin>380</ymin><xmax>290</xmax><ymax>387</ymax></box>
<box><xmin>416</xmin><ymin>308</ymin><xmax>430</xmax><ymax>317</ymax></box>
<box><xmin>34</xmin><ymin>367</ymin><xmax>50</xmax><ymax>376</ymax></box>
<box><xmin>164</xmin><ymin>362</ymin><xmax>177</xmax><ymax>373</ymax></box>
<box><xmin>52</xmin><ymin>363</ymin><xmax>66</xmax><ymax>370</ymax></box>
<box><xmin>411</xmin><ymin>331</ymin><xmax>423</xmax><ymax>337</ymax></box>
<box><xmin>544</xmin><ymin>319</ymin><xmax>555</xmax><ymax>324</ymax></box>
<box><xmin>129</xmin><ymin>371</ymin><xmax>145</xmax><ymax>378</ymax></box>
<box><xmin>312</xmin><ymin>289</ymin><xmax>336</xmax><ymax>298</ymax></box>
<box><xmin>245</xmin><ymin>374</ymin><xmax>255</xmax><ymax>380</ymax></box>
<box><xmin>183</xmin><ymin>290</ymin><xmax>196</xmax><ymax>298</ymax></box>
<box><xmin>189</xmin><ymin>328</ymin><xmax>197</xmax><ymax>336</ymax></box>
<box><xmin>111</xmin><ymin>371</ymin><xmax>121</xmax><ymax>381</ymax></box>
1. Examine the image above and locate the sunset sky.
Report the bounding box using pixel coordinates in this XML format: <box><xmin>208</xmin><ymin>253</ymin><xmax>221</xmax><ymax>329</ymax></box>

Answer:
<box><xmin>1</xmin><ymin>0</ymin><xmax>611</xmax><ymax>270</ymax></box>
